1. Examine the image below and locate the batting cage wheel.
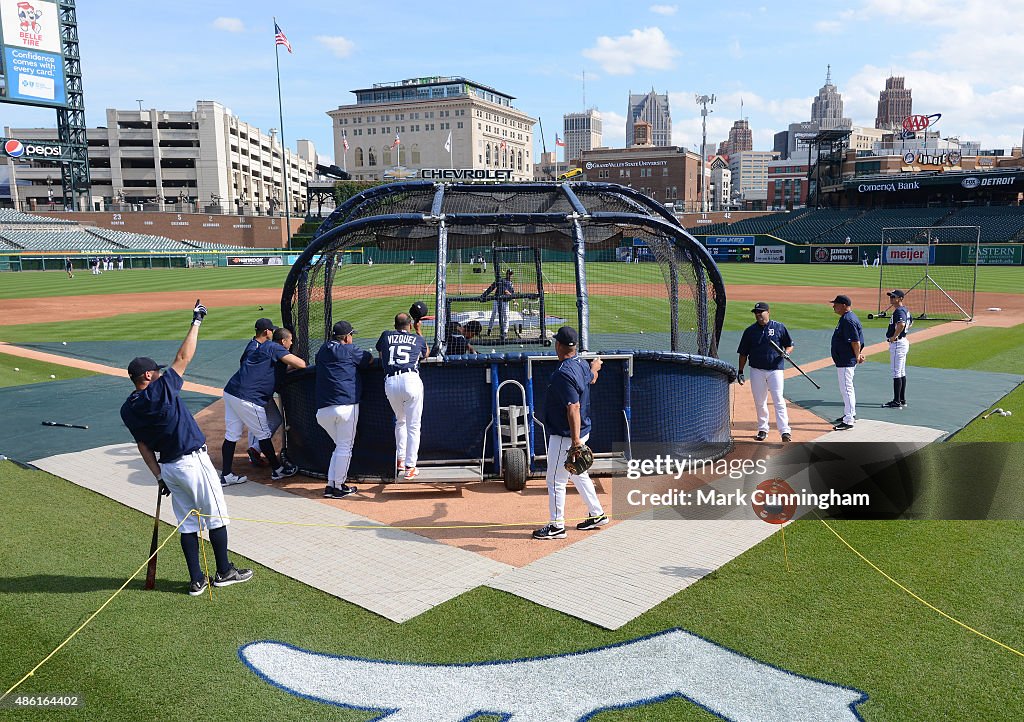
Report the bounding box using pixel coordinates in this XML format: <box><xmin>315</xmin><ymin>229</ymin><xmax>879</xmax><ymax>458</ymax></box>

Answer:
<box><xmin>279</xmin><ymin>181</ymin><xmax>736</xmax><ymax>482</ymax></box>
<box><xmin>502</xmin><ymin>448</ymin><xmax>528</xmax><ymax>491</ymax></box>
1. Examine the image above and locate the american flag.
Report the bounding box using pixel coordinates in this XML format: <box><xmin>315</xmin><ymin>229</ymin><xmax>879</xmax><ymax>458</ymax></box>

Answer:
<box><xmin>274</xmin><ymin>22</ymin><xmax>292</xmax><ymax>53</ymax></box>
<box><xmin>555</xmin><ymin>133</ymin><xmax>565</xmax><ymax>147</ymax></box>
<box><xmin>342</xmin><ymin>134</ymin><xmax>349</xmax><ymax>151</ymax></box>
<box><xmin>391</xmin><ymin>133</ymin><xmax>401</xmax><ymax>149</ymax></box>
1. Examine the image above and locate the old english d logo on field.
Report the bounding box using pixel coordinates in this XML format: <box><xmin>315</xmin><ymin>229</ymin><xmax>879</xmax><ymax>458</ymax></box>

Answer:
<box><xmin>239</xmin><ymin>629</ymin><xmax>867</xmax><ymax>721</ymax></box>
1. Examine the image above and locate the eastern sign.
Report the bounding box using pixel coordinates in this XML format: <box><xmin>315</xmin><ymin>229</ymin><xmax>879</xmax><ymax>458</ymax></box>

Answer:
<box><xmin>811</xmin><ymin>246</ymin><xmax>857</xmax><ymax>263</ymax></box>
<box><xmin>0</xmin><ymin>0</ymin><xmax>66</xmax><ymax>108</ymax></box>
<box><xmin>961</xmin><ymin>244</ymin><xmax>1023</xmax><ymax>265</ymax></box>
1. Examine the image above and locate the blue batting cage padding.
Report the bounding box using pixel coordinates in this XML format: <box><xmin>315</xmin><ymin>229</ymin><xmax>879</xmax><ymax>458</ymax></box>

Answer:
<box><xmin>281</xmin><ymin>352</ymin><xmax>733</xmax><ymax>479</ymax></box>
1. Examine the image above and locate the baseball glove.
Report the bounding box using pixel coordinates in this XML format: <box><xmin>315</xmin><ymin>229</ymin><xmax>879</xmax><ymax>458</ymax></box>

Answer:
<box><xmin>409</xmin><ymin>301</ymin><xmax>429</xmax><ymax>321</ymax></box>
<box><xmin>564</xmin><ymin>443</ymin><xmax>594</xmax><ymax>475</ymax></box>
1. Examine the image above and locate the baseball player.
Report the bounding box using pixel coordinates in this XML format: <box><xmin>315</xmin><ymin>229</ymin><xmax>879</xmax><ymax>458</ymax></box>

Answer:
<box><xmin>736</xmin><ymin>302</ymin><xmax>794</xmax><ymax>442</ymax></box>
<box><xmin>376</xmin><ymin>312</ymin><xmax>428</xmax><ymax>479</ymax></box>
<box><xmin>883</xmin><ymin>289</ymin><xmax>911</xmax><ymax>409</ymax></box>
<box><xmin>221</xmin><ymin>318</ymin><xmax>306</xmax><ymax>484</ymax></box>
<box><xmin>533</xmin><ymin>326</ymin><xmax>607</xmax><ymax>540</ymax></box>
<box><xmin>315</xmin><ymin>320</ymin><xmax>374</xmax><ymax>498</ymax></box>
<box><xmin>246</xmin><ymin>327</ymin><xmax>294</xmax><ymax>467</ymax></box>
<box><xmin>64</xmin><ymin>257</ymin><xmax>74</xmax><ymax>279</ymax></box>
<box><xmin>120</xmin><ymin>301</ymin><xmax>253</xmax><ymax>596</ymax></box>
<box><xmin>481</xmin><ymin>269</ymin><xmax>515</xmax><ymax>337</ymax></box>
<box><xmin>830</xmin><ymin>294</ymin><xmax>866</xmax><ymax>431</ymax></box>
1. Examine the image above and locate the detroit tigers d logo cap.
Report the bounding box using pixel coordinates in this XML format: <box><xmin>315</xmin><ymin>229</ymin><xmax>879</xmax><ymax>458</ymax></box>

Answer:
<box><xmin>127</xmin><ymin>357</ymin><xmax>165</xmax><ymax>378</ymax></box>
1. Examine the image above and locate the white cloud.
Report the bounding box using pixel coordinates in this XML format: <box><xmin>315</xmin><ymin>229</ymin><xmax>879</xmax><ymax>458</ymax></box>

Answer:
<box><xmin>649</xmin><ymin>4</ymin><xmax>678</xmax><ymax>15</ymax></box>
<box><xmin>599</xmin><ymin>111</ymin><xmax>628</xmax><ymax>147</ymax></box>
<box><xmin>316</xmin><ymin>36</ymin><xmax>355</xmax><ymax>58</ymax></box>
<box><xmin>814</xmin><ymin>20</ymin><xmax>841</xmax><ymax>33</ymax></box>
<box><xmin>582</xmin><ymin>28</ymin><xmax>679</xmax><ymax>75</ymax></box>
<box><xmin>212</xmin><ymin>17</ymin><xmax>244</xmax><ymax>33</ymax></box>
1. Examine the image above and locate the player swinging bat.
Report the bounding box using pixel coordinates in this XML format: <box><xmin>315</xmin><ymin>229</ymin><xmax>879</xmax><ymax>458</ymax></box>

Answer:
<box><xmin>768</xmin><ymin>338</ymin><xmax>821</xmax><ymax>390</ymax></box>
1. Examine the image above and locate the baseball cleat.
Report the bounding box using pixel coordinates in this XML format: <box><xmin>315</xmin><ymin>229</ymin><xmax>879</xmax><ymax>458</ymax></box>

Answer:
<box><xmin>271</xmin><ymin>462</ymin><xmax>299</xmax><ymax>480</ymax></box>
<box><xmin>832</xmin><ymin>422</ymin><xmax>855</xmax><ymax>431</ymax></box>
<box><xmin>754</xmin><ymin>431</ymin><xmax>768</xmax><ymax>441</ymax></box>
<box><xmin>532</xmin><ymin>524</ymin><xmax>567</xmax><ymax>540</ymax></box>
<box><xmin>188</xmin><ymin>575</ymin><xmax>208</xmax><ymax>596</ymax></box>
<box><xmin>899</xmin><ymin>400</ymin><xmax>908</xmax><ymax>407</ymax></box>
<box><xmin>221</xmin><ymin>473</ymin><xmax>248</xmax><ymax>486</ymax></box>
<box><xmin>781</xmin><ymin>433</ymin><xmax>792</xmax><ymax>442</ymax></box>
<box><xmin>324</xmin><ymin>484</ymin><xmax>357</xmax><ymax>499</ymax></box>
<box><xmin>247</xmin><ymin>447</ymin><xmax>267</xmax><ymax>466</ymax></box>
<box><xmin>882</xmin><ymin>401</ymin><xmax>902</xmax><ymax>409</ymax></box>
<box><xmin>832</xmin><ymin>416</ymin><xmax>857</xmax><ymax>425</ymax></box>
<box><xmin>403</xmin><ymin>467</ymin><xmax>420</xmax><ymax>480</ymax></box>
<box><xmin>576</xmin><ymin>514</ymin><xmax>609</xmax><ymax>531</ymax></box>
<box><xmin>213</xmin><ymin>565</ymin><xmax>254</xmax><ymax>588</ymax></box>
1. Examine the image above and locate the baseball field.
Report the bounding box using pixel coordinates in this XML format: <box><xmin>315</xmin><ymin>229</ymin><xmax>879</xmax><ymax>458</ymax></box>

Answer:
<box><xmin>1</xmin><ymin>262</ymin><xmax>1022</xmax><ymax>720</ymax></box>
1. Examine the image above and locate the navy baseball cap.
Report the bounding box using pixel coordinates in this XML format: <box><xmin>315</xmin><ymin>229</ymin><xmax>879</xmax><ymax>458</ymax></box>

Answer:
<box><xmin>554</xmin><ymin>326</ymin><xmax>578</xmax><ymax>347</ymax></box>
<box><xmin>255</xmin><ymin>318</ymin><xmax>276</xmax><ymax>332</ymax></box>
<box><xmin>830</xmin><ymin>295</ymin><xmax>852</xmax><ymax>306</ymax></box>
<box><xmin>751</xmin><ymin>302</ymin><xmax>770</xmax><ymax>313</ymax></box>
<box><xmin>332</xmin><ymin>320</ymin><xmax>355</xmax><ymax>336</ymax></box>
<box><xmin>887</xmin><ymin>289</ymin><xmax>905</xmax><ymax>298</ymax></box>
<box><xmin>127</xmin><ymin>357</ymin><xmax>164</xmax><ymax>378</ymax></box>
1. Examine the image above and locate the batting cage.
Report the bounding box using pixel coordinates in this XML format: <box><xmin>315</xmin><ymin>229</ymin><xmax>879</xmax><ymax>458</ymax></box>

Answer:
<box><xmin>278</xmin><ymin>181</ymin><xmax>735</xmax><ymax>487</ymax></box>
<box><xmin>877</xmin><ymin>226</ymin><xmax>980</xmax><ymax>321</ymax></box>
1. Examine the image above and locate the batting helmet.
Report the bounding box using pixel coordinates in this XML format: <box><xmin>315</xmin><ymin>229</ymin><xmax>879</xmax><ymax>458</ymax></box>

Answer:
<box><xmin>409</xmin><ymin>301</ymin><xmax>429</xmax><ymax>321</ymax></box>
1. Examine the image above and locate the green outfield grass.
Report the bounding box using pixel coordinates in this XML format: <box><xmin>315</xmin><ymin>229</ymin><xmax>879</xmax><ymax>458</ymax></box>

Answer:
<box><xmin>0</xmin><ymin>355</ymin><xmax>96</xmax><ymax>387</ymax></box>
<box><xmin>1</xmin><ymin>463</ymin><xmax>1021</xmax><ymax>720</ymax></box>
<box><xmin>2</xmin><ymin>263</ymin><xmax>1020</xmax><ymax>300</ymax></box>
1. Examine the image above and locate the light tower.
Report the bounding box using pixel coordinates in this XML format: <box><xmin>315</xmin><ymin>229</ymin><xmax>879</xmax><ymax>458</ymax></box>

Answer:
<box><xmin>695</xmin><ymin>94</ymin><xmax>716</xmax><ymax>212</ymax></box>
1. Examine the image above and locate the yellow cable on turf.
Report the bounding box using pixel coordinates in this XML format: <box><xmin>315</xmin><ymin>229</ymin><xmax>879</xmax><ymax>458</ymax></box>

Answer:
<box><xmin>0</xmin><ymin>511</ymin><xmax>199</xmax><ymax>703</ymax></box>
<box><xmin>819</xmin><ymin>517</ymin><xmax>1024</xmax><ymax>660</ymax></box>
<box><xmin>195</xmin><ymin>513</ymin><xmax>604</xmax><ymax>530</ymax></box>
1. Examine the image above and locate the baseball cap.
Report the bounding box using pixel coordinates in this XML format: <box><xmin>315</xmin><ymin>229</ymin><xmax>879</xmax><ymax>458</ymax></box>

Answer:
<box><xmin>255</xmin><ymin>318</ymin><xmax>276</xmax><ymax>332</ymax></box>
<box><xmin>332</xmin><ymin>320</ymin><xmax>355</xmax><ymax>336</ymax></box>
<box><xmin>127</xmin><ymin>357</ymin><xmax>164</xmax><ymax>378</ymax></box>
<box><xmin>886</xmin><ymin>289</ymin><xmax>905</xmax><ymax>299</ymax></box>
<box><xmin>830</xmin><ymin>295</ymin><xmax>852</xmax><ymax>306</ymax></box>
<box><xmin>554</xmin><ymin>326</ymin><xmax>578</xmax><ymax>347</ymax></box>
<box><xmin>751</xmin><ymin>302</ymin><xmax>770</xmax><ymax>313</ymax></box>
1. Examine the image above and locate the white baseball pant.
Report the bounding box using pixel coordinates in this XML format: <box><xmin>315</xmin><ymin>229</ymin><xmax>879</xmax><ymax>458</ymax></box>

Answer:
<box><xmin>316</xmin><ymin>403</ymin><xmax>359</xmax><ymax>486</ymax></box>
<box><xmin>159</xmin><ymin>448</ymin><xmax>229</xmax><ymax>534</ymax></box>
<box><xmin>749</xmin><ymin>367</ymin><xmax>791</xmax><ymax>435</ymax></box>
<box><xmin>488</xmin><ymin>301</ymin><xmax>511</xmax><ymax>335</ymax></box>
<box><xmin>546</xmin><ymin>433</ymin><xmax>603</xmax><ymax>526</ymax></box>
<box><xmin>836</xmin><ymin>366</ymin><xmax>857</xmax><ymax>425</ymax></box>
<box><xmin>223</xmin><ymin>391</ymin><xmax>273</xmax><ymax>443</ymax></box>
<box><xmin>248</xmin><ymin>398</ymin><xmax>283</xmax><ymax>449</ymax></box>
<box><xmin>385</xmin><ymin>372</ymin><xmax>424</xmax><ymax>468</ymax></box>
<box><xmin>889</xmin><ymin>337</ymin><xmax>909</xmax><ymax>378</ymax></box>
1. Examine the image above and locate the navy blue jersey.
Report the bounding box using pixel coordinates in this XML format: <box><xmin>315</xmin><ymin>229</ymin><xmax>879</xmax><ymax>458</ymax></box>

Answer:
<box><xmin>448</xmin><ymin>333</ymin><xmax>468</xmax><ymax>355</ymax></box>
<box><xmin>376</xmin><ymin>330</ymin><xmax>428</xmax><ymax>374</ymax></box>
<box><xmin>484</xmin><ymin>278</ymin><xmax>515</xmax><ymax>298</ymax></box>
<box><xmin>736</xmin><ymin>320</ymin><xmax>793</xmax><ymax>371</ymax></box>
<box><xmin>831</xmin><ymin>311</ymin><xmax>865</xmax><ymax>367</ymax></box>
<box><xmin>314</xmin><ymin>341</ymin><xmax>374</xmax><ymax>408</ymax></box>
<box><xmin>544</xmin><ymin>355</ymin><xmax>593</xmax><ymax>438</ymax></box>
<box><xmin>887</xmin><ymin>307</ymin><xmax>911</xmax><ymax>339</ymax></box>
<box><xmin>224</xmin><ymin>338</ymin><xmax>290</xmax><ymax>405</ymax></box>
<box><xmin>121</xmin><ymin>367</ymin><xmax>205</xmax><ymax>463</ymax></box>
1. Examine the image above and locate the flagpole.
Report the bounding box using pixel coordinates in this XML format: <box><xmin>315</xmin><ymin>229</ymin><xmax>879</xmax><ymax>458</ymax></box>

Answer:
<box><xmin>342</xmin><ymin>134</ymin><xmax>347</xmax><ymax>173</ymax></box>
<box><xmin>274</xmin><ymin>16</ymin><xmax>292</xmax><ymax>247</ymax></box>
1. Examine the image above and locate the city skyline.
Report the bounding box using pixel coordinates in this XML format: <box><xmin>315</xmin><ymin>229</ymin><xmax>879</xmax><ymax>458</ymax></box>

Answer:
<box><xmin>2</xmin><ymin>0</ymin><xmax>1022</xmax><ymax>166</ymax></box>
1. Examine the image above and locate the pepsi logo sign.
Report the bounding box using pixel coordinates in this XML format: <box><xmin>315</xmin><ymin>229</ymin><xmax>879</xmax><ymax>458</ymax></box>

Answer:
<box><xmin>3</xmin><ymin>140</ymin><xmax>25</xmax><ymax>158</ymax></box>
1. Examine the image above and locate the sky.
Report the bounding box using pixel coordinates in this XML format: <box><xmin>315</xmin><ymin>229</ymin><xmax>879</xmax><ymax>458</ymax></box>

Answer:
<box><xmin>3</xmin><ymin>0</ymin><xmax>1024</xmax><ymax>166</ymax></box>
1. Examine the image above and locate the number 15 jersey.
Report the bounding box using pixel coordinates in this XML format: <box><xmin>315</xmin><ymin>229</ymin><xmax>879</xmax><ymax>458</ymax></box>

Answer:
<box><xmin>376</xmin><ymin>330</ymin><xmax>428</xmax><ymax>374</ymax></box>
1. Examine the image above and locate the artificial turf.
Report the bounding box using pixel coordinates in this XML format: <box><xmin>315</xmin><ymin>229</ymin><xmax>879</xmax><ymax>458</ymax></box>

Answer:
<box><xmin>1</xmin><ymin>463</ymin><xmax>1022</xmax><ymax>720</ymax></box>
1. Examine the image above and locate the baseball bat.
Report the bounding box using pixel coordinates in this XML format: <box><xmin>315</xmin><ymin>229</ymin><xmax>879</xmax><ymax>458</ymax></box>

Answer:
<box><xmin>41</xmin><ymin>421</ymin><xmax>89</xmax><ymax>429</ymax></box>
<box><xmin>144</xmin><ymin>485</ymin><xmax>162</xmax><ymax>590</ymax></box>
<box><xmin>768</xmin><ymin>339</ymin><xmax>822</xmax><ymax>390</ymax></box>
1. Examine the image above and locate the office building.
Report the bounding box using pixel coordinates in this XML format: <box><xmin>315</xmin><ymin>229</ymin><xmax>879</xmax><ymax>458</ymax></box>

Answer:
<box><xmin>579</xmin><ymin>145</ymin><xmax>700</xmax><ymax>210</ymax></box>
<box><xmin>875</xmin><ymin>76</ymin><xmax>913</xmax><ymax>131</ymax></box>
<box><xmin>729</xmin><ymin>150</ymin><xmax>778</xmax><ymax>210</ymax></box>
<box><xmin>327</xmin><ymin>76</ymin><xmax>535</xmax><ymax>181</ymax></box>
<box><xmin>810</xmin><ymin>65</ymin><xmax>853</xmax><ymax>131</ymax></box>
<box><xmin>563</xmin><ymin>109</ymin><xmax>602</xmax><ymax>165</ymax></box>
<box><xmin>718</xmin><ymin>119</ymin><xmax>753</xmax><ymax>157</ymax></box>
<box><xmin>626</xmin><ymin>90</ymin><xmax>672</xmax><ymax>147</ymax></box>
